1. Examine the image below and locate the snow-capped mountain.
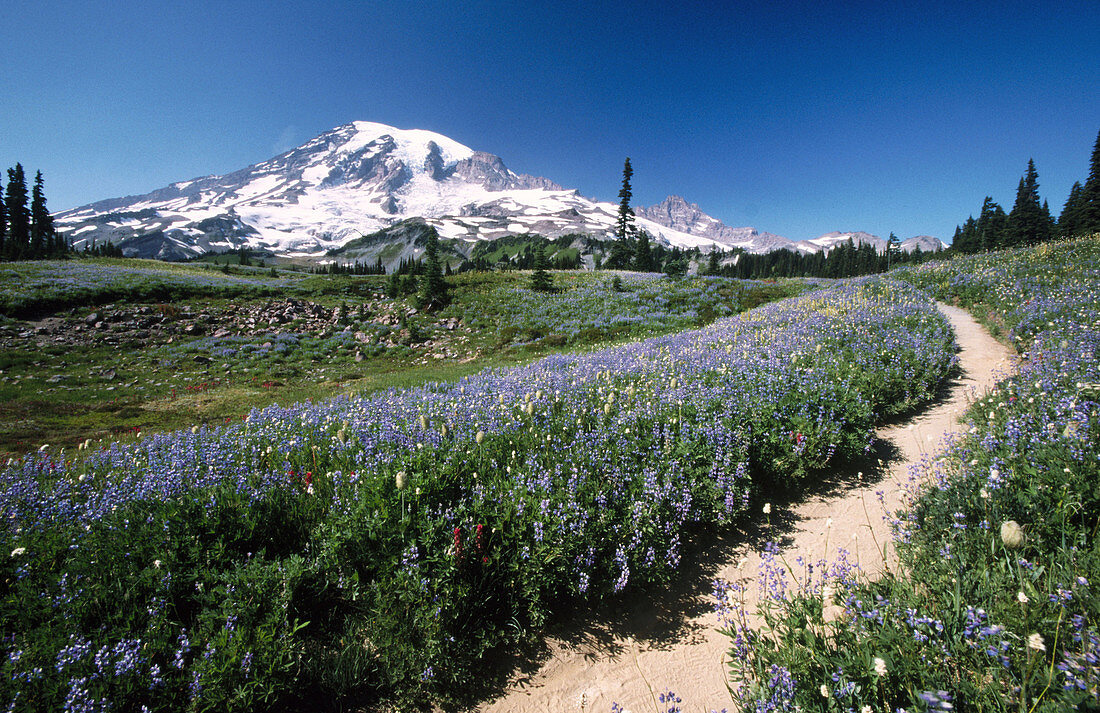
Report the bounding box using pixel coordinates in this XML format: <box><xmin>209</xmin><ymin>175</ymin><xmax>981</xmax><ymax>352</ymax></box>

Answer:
<box><xmin>788</xmin><ymin>230</ymin><xmax>946</xmax><ymax>254</ymax></box>
<box><xmin>636</xmin><ymin>196</ymin><xmax>793</xmax><ymax>252</ymax></box>
<box><xmin>56</xmin><ymin>122</ymin><xmax>725</xmax><ymax>260</ymax></box>
<box><xmin>55</xmin><ymin>121</ymin><xmax>943</xmax><ymax>261</ymax></box>
<box><xmin>633</xmin><ymin>204</ymin><xmax>946</xmax><ymax>256</ymax></box>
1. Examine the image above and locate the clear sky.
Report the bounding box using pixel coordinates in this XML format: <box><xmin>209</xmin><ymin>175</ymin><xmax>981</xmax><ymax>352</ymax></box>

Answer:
<box><xmin>2</xmin><ymin>0</ymin><xmax>1098</xmax><ymax>243</ymax></box>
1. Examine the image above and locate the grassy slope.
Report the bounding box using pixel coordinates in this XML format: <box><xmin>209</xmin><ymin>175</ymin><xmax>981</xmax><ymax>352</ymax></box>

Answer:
<box><xmin>0</xmin><ymin>260</ymin><xmax>801</xmax><ymax>457</ymax></box>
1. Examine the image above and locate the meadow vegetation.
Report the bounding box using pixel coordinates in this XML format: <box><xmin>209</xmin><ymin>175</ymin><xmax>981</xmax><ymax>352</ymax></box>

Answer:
<box><xmin>720</xmin><ymin>237</ymin><xmax>1100</xmax><ymax>712</ymax></box>
<box><xmin>0</xmin><ymin>261</ymin><xmax>789</xmax><ymax>457</ymax></box>
<box><xmin>0</xmin><ymin>261</ymin><xmax>955</xmax><ymax>710</ymax></box>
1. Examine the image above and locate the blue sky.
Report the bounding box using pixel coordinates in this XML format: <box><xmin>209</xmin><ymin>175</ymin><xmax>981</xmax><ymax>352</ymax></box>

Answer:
<box><xmin>2</xmin><ymin>0</ymin><xmax>1098</xmax><ymax>243</ymax></box>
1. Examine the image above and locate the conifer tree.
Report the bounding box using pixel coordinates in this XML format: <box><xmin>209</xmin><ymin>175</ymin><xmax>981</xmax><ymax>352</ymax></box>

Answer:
<box><xmin>1042</xmin><ymin>199</ymin><xmax>1056</xmax><ymax>242</ymax></box>
<box><xmin>530</xmin><ymin>248</ymin><xmax>554</xmax><ymax>292</ymax></box>
<box><xmin>976</xmin><ymin>197</ymin><xmax>1007</xmax><ymax>250</ymax></box>
<box><xmin>1079</xmin><ymin>129</ymin><xmax>1100</xmax><ymax>235</ymax></box>
<box><xmin>417</xmin><ymin>233</ymin><xmax>448</xmax><ymax>310</ymax></box>
<box><xmin>4</xmin><ymin>164</ymin><xmax>30</xmax><ymax>259</ymax></box>
<box><xmin>1059</xmin><ymin>181</ymin><xmax>1084</xmax><ymax>237</ymax></box>
<box><xmin>30</xmin><ymin>170</ymin><xmax>54</xmax><ymax>258</ymax></box>
<box><xmin>616</xmin><ymin>158</ymin><xmax>635</xmax><ymax>240</ymax></box>
<box><xmin>706</xmin><ymin>248</ymin><xmax>721</xmax><ymax>275</ymax></box>
<box><xmin>1006</xmin><ymin>159</ymin><xmax>1048</xmax><ymax>246</ymax></box>
<box><xmin>633</xmin><ymin>230</ymin><xmax>653</xmax><ymax>272</ymax></box>
<box><xmin>957</xmin><ymin>216</ymin><xmax>978</xmax><ymax>253</ymax></box>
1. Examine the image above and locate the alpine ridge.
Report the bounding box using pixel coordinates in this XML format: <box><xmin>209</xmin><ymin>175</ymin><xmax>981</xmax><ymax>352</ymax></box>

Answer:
<box><xmin>55</xmin><ymin>122</ymin><xmax>944</xmax><ymax>261</ymax></box>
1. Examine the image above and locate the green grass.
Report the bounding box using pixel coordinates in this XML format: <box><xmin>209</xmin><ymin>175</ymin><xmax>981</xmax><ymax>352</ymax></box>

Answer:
<box><xmin>0</xmin><ymin>261</ymin><xmax>805</xmax><ymax>457</ymax></box>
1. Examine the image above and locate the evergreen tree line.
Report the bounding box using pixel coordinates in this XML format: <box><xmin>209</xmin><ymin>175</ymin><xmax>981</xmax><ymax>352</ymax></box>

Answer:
<box><xmin>79</xmin><ymin>240</ymin><xmax>124</xmax><ymax>258</ymax></box>
<box><xmin>0</xmin><ymin>163</ymin><xmax>71</xmax><ymax>261</ymax></box>
<box><xmin>311</xmin><ymin>257</ymin><xmax>386</xmax><ymax>275</ymax></box>
<box><xmin>385</xmin><ymin>240</ymin><xmax>455</xmax><ymax>302</ymax></box>
<box><xmin>709</xmin><ymin>236</ymin><xmax>933</xmax><ymax>280</ymax></box>
<box><xmin>953</xmin><ymin>129</ymin><xmax>1100</xmax><ymax>253</ymax></box>
<box><xmin>595</xmin><ymin>232</ymin><xmax>701</xmax><ymax>275</ymax></box>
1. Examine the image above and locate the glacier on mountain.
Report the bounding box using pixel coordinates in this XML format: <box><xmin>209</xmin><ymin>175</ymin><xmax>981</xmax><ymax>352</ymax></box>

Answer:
<box><xmin>55</xmin><ymin>121</ymin><xmax>944</xmax><ymax>261</ymax></box>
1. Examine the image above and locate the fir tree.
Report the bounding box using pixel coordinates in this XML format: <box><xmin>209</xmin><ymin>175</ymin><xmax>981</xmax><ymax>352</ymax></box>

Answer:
<box><xmin>1079</xmin><ymin>129</ymin><xmax>1100</xmax><ymax>235</ymax></box>
<box><xmin>30</xmin><ymin>170</ymin><xmax>54</xmax><ymax>258</ymax></box>
<box><xmin>976</xmin><ymin>197</ymin><xmax>1007</xmax><ymax>250</ymax></box>
<box><xmin>616</xmin><ymin>158</ymin><xmax>635</xmax><ymax>240</ymax></box>
<box><xmin>1042</xmin><ymin>199</ymin><xmax>1056</xmax><ymax>241</ymax></box>
<box><xmin>529</xmin><ymin>248</ymin><xmax>554</xmax><ymax>292</ymax></box>
<box><xmin>1006</xmin><ymin>159</ymin><xmax>1049</xmax><ymax>246</ymax></box>
<box><xmin>633</xmin><ymin>230</ymin><xmax>653</xmax><ymax>272</ymax></box>
<box><xmin>1059</xmin><ymin>181</ymin><xmax>1085</xmax><ymax>237</ymax></box>
<box><xmin>664</xmin><ymin>255</ymin><xmax>688</xmax><ymax>278</ymax></box>
<box><xmin>955</xmin><ymin>216</ymin><xmax>978</xmax><ymax>254</ymax></box>
<box><xmin>706</xmin><ymin>248</ymin><xmax>721</xmax><ymax>275</ymax></box>
<box><xmin>4</xmin><ymin>164</ymin><xmax>30</xmax><ymax>259</ymax></box>
<box><xmin>417</xmin><ymin>234</ymin><xmax>448</xmax><ymax>310</ymax></box>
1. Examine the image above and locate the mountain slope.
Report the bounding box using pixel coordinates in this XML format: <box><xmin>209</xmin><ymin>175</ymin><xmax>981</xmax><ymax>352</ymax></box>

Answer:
<box><xmin>636</xmin><ymin>195</ymin><xmax>794</xmax><ymax>251</ymax></box>
<box><xmin>55</xmin><ymin>121</ymin><xmax>943</xmax><ymax>261</ymax></box>
<box><xmin>57</xmin><ymin>122</ymin><xmax>725</xmax><ymax>260</ymax></box>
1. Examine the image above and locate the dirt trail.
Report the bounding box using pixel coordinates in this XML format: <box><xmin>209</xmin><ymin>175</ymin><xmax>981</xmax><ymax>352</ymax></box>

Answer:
<box><xmin>479</xmin><ymin>303</ymin><xmax>1015</xmax><ymax>713</ymax></box>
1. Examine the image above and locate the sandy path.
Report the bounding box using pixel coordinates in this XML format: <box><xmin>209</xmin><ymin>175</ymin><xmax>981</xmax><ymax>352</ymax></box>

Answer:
<box><xmin>478</xmin><ymin>303</ymin><xmax>1015</xmax><ymax>713</ymax></box>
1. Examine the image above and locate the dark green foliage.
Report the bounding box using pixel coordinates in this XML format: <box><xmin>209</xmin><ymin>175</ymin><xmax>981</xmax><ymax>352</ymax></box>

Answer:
<box><xmin>1079</xmin><ymin>129</ymin><xmax>1100</xmax><ymax>235</ymax></box>
<box><xmin>417</xmin><ymin>234</ymin><xmax>449</xmax><ymax>310</ymax></box>
<box><xmin>80</xmin><ymin>239</ymin><xmax>124</xmax><ymax>258</ymax></box>
<box><xmin>529</xmin><ymin>249</ymin><xmax>554</xmax><ymax>292</ymax></box>
<box><xmin>4</xmin><ymin>164</ymin><xmax>30</xmax><ymax>259</ymax></box>
<box><xmin>616</xmin><ymin>157</ymin><xmax>635</xmax><ymax>240</ymax></box>
<box><xmin>663</xmin><ymin>255</ymin><xmax>688</xmax><ymax>278</ymax></box>
<box><xmin>976</xmin><ymin>196</ymin><xmax>1008</xmax><ymax>251</ymax></box>
<box><xmin>310</xmin><ymin>257</ymin><xmax>385</xmax><ymax>275</ymax></box>
<box><xmin>1</xmin><ymin>164</ymin><xmax>67</xmax><ymax>262</ymax></box>
<box><xmin>30</xmin><ymin>170</ymin><xmax>54</xmax><ymax>258</ymax></box>
<box><xmin>714</xmin><ymin>238</ymin><xmax>933</xmax><ymax>279</ymax></box>
<box><xmin>1006</xmin><ymin>159</ymin><xmax>1052</xmax><ymax>246</ymax></box>
<box><xmin>1059</xmin><ymin>181</ymin><xmax>1085</xmax><ymax>236</ymax></box>
<box><xmin>603</xmin><ymin>239</ymin><xmax>635</xmax><ymax>270</ymax></box>
<box><xmin>633</xmin><ymin>230</ymin><xmax>654</xmax><ymax>272</ymax></box>
<box><xmin>705</xmin><ymin>248</ymin><xmax>721</xmax><ymax>275</ymax></box>
<box><xmin>952</xmin><ymin>131</ymin><xmax>1100</xmax><ymax>250</ymax></box>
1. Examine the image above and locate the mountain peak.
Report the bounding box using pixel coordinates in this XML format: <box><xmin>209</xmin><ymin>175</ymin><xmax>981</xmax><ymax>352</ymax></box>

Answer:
<box><xmin>340</xmin><ymin>121</ymin><xmax>476</xmax><ymax>168</ymax></box>
<box><xmin>637</xmin><ymin>196</ymin><xmax>794</xmax><ymax>252</ymax></box>
<box><xmin>53</xmin><ymin>121</ymin><xmax>939</xmax><ymax>261</ymax></box>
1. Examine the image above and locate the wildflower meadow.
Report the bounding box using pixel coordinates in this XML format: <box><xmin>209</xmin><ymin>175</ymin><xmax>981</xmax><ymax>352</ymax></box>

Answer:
<box><xmin>0</xmin><ymin>276</ymin><xmax>954</xmax><ymax>710</ymax></box>
<box><xmin>721</xmin><ymin>237</ymin><xmax>1100</xmax><ymax>712</ymax></box>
